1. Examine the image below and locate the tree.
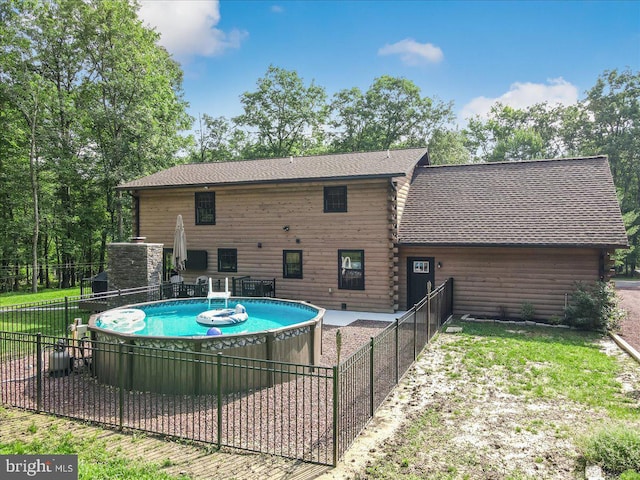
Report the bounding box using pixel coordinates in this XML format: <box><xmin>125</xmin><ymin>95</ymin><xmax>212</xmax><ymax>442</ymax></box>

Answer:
<box><xmin>577</xmin><ymin>69</ymin><xmax>640</xmax><ymax>273</ymax></box>
<box><xmin>427</xmin><ymin>129</ymin><xmax>471</xmax><ymax>165</ymax></box>
<box><xmin>330</xmin><ymin>76</ymin><xmax>454</xmax><ymax>152</ymax></box>
<box><xmin>80</xmin><ymin>0</ymin><xmax>191</xmax><ymax>251</ymax></box>
<box><xmin>234</xmin><ymin>65</ymin><xmax>328</xmax><ymax>158</ymax></box>
<box><xmin>0</xmin><ymin>0</ymin><xmax>58</xmax><ymax>291</ymax></box>
<box><xmin>0</xmin><ymin>0</ymin><xmax>191</xmax><ymax>290</ymax></box>
<box><xmin>464</xmin><ymin>103</ymin><xmax>566</xmax><ymax>162</ymax></box>
<box><xmin>193</xmin><ymin>114</ymin><xmax>248</xmax><ymax>162</ymax></box>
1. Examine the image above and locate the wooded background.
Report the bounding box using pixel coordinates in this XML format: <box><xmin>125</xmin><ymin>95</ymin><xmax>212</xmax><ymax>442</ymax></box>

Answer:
<box><xmin>1</xmin><ymin>1</ymin><xmax>637</xmax><ymax>292</ymax></box>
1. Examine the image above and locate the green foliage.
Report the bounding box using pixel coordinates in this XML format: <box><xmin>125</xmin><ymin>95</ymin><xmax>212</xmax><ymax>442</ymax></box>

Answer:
<box><xmin>427</xmin><ymin>129</ymin><xmax>471</xmax><ymax>165</ymax></box>
<box><xmin>565</xmin><ymin>281</ymin><xmax>626</xmax><ymax>331</ymax></box>
<box><xmin>581</xmin><ymin>427</ymin><xmax>640</xmax><ymax>475</ymax></box>
<box><xmin>0</xmin><ymin>0</ymin><xmax>191</xmax><ymax>290</ymax></box>
<box><xmin>234</xmin><ymin>65</ymin><xmax>328</xmax><ymax>158</ymax></box>
<box><xmin>520</xmin><ymin>302</ymin><xmax>535</xmax><ymax>321</ymax></box>
<box><xmin>329</xmin><ymin>75</ymin><xmax>454</xmax><ymax>152</ymax></box>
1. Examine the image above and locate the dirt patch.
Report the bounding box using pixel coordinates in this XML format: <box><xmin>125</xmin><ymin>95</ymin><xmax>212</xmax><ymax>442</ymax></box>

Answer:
<box><xmin>320</xmin><ymin>326</ymin><xmax>640</xmax><ymax>479</ymax></box>
<box><xmin>616</xmin><ymin>288</ymin><xmax>640</xmax><ymax>353</ymax></box>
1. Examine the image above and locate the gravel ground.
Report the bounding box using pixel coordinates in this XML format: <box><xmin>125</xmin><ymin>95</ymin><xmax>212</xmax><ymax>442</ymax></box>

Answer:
<box><xmin>616</xmin><ymin>286</ymin><xmax>640</xmax><ymax>353</ymax></box>
<box><xmin>0</xmin><ymin>318</ymin><xmax>391</xmax><ymax>465</ymax></box>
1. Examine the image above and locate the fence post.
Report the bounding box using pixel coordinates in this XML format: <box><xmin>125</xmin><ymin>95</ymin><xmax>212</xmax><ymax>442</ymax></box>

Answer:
<box><xmin>332</xmin><ymin>365</ymin><xmax>339</xmax><ymax>467</ymax></box>
<box><xmin>118</xmin><ymin>341</ymin><xmax>125</xmax><ymax>430</ymax></box>
<box><xmin>36</xmin><ymin>333</ymin><xmax>42</xmax><ymax>412</ymax></box>
<box><xmin>369</xmin><ymin>337</ymin><xmax>375</xmax><ymax>418</ymax></box>
<box><xmin>449</xmin><ymin>277</ymin><xmax>454</xmax><ymax>316</ymax></box>
<box><xmin>427</xmin><ymin>281</ymin><xmax>432</xmax><ymax>341</ymax></box>
<box><xmin>64</xmin><ymin>297</ymin><xmax>69</xmax><ymax>334</ymax></box>
<box><xmin>413</xmin><ymin>306</ymin><xmax>417</xmax><ymax>360</ymax></box>
<box><xmin>394</xmin><ymin>318</ymin><xmax>400</xmax><ymax>384</ymax></box>
<box><xmin>217</xmin><ymin>353</ymin><xmax>223</xmax><ymax>450</ymax></box>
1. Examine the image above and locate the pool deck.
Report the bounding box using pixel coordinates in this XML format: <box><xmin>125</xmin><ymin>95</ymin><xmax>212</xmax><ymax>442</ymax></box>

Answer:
<box><xmin>323</xmin><ymin>309</ymin><xmax>406</xmax><ymax>326</ymax></box>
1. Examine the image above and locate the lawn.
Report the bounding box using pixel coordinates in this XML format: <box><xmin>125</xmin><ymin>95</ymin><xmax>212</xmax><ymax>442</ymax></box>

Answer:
<box><xmin>0</xmin><ymin>287</ymin><xmax>81</xmax><ymax>307</ymax></box>
<box><xmin>356</xmin><ymin>321</ymin><xmax>640</xmax><ymax>479</ymax></box>
<box><xmin>0</xmin><ymin>410</ymin><xmax>188</xmax><ymax>480</ymax></box>
<box><xmin>0</xmin><ymin>287</ymin><xmax>88</xmax><ymax>335</ymax></box>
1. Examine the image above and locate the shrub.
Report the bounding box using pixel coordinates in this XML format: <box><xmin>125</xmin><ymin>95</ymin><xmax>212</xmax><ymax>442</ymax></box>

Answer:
<box><xmin>565</xmin><ymin>281</ymin><xmax>626</xmax><ymax>331</ymax></box>
<box><xmin>548</xmin><ymin>315</ymin><xmax>562</xmax><ymax>326</ymax></box>
<box><xmin>581</xmin><ymin>427</ymin><xmax>640</xmax><ymax>475</ymax></box>
<box><xmin>621</xmin><ymin>470</ymin><xmax>640</xmax><ymax>480</ymax></box>
<box><xmin>520</xmin><ymin>302</ymin><xmax>535</xmax><ymax>321</ymax></box>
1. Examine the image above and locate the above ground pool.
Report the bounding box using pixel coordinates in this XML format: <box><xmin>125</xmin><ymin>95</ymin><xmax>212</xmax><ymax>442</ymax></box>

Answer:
<box><xmin>94</xmin><ymin>298</ymin><xmax>319</xmax><ymax>337</ymax></box>
<box><xmin>88</xmin><ymin>297</ymin><xmax>325</xmax><ymax>395</ymax></box>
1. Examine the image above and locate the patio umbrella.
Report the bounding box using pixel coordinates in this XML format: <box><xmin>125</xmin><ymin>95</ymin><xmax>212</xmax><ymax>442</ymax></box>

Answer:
<box><xmin>172</xmin><ymin>214</ymin><xmax>188</xmax><ymax>271</ymax></box>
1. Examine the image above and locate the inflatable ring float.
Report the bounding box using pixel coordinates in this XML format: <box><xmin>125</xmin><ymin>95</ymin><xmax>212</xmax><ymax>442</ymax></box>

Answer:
<box><xmin>98</xmin><ymin>308</ymin><xmax>147</xmax><ymax>333</ymax></box>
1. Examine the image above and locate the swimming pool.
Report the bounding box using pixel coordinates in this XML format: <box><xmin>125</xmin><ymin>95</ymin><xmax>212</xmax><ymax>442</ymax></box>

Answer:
<box><xmin>88</xmin><ymin>297</ymin><xmax>325</xmax><ymax>394</ymax></box>
<box><xmin>95</xmin><ymin>298</ymin><xmax>320</xmax><ymax>337</ymax></box>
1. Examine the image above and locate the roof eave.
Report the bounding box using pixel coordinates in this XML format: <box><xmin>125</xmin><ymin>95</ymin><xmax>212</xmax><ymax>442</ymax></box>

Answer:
<box><xmin>117</xmin><ymin>172</ymin><xmax>409</xmax><ymax>191</ymax></box>
<box><xmin>397</xmin><ymin>241</ymin><xmax>629</xmax><ymax>249</ymax></box>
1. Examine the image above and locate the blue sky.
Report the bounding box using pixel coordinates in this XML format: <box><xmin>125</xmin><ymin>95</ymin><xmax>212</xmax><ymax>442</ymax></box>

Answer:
<box><xmin>138</xmin><ymin>0</ymin><xmax>640</xmax><ymax>127</ymax></box>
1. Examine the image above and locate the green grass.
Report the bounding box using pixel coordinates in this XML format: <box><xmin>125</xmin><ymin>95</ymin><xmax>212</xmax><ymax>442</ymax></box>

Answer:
<box><xmin>440</xmin><ymin>322</ymin><xmax>636</xmax><ymax>418</ymax></box>
<box><xmin>0</xmin><ymin>288</ymin><xmax>81</xmax><ymax>307</ymax></box>
<box><xmin>0</xmin><ymin>288</ymin><xmax>88</xmax><ymax>335</ymax></box>
<box><xmin>363</xmin><ymin>321</ymin><xmax>640</xmax><ymax>479</ymax></box>
<box><xmin>0</xmin><ymin>417</ymin><xmax>189</xmax><ymax>480</ymax></box>
<box><xmin>580</xmin><ymin>426</ymin><xmax>640</xmax><ymax>475</ymax></box>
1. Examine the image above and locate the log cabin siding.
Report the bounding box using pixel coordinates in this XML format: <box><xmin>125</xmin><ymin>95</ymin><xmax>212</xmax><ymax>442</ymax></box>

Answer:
<box><xmin>135</xmin><ymin>178</ymin><xmax>406</xmax><ymax>312</ymax></box>
<box><xmin>399</xmin><ymin>246</ymin><xmax>607</xmax><ymax>319</ymax></box>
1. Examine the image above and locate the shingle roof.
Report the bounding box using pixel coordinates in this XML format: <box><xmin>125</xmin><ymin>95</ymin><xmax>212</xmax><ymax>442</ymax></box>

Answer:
<box><xmin>118</xmin><ymin>148</ymin><xmax>429</xmax><ymax>190</ymax></box>
<box><xmin>398</xmin><ymin>156</ymin><xmax>628</xmax><ymax>248</ymax></box>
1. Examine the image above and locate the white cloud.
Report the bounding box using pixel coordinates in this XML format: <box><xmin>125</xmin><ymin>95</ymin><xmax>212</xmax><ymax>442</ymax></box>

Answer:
<box><xmin>378</xmin><ymin>38</ymin><xmax>444</xmax><ymax>66</ymax></box>
<box><xmin>138</xmin><ymin>0</ymin><xmax>247</xmax><ymax>61</ymax></box>
<box><xmin>271</xmin><ymin>5</ymin><xmax>284</xmax><ymax>13</ymax></box>
<box><xmin>461</xmin><ymin>78</ymin><xmax>579</xmax><ymax>120</ymax></box>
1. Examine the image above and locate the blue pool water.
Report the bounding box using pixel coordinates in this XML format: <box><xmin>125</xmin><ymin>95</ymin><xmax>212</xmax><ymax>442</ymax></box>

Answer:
<box><xmin>96</xmin><ymin>298</ymin><xmax>319</xmax><ymax>337</ymax></box>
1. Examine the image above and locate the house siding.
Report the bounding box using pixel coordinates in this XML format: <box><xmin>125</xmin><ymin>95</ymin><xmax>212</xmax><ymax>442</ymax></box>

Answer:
<box><xmin>135</xmin><ymin>178</ymin><xmax>405</xmax><ymax>312</ymax></box>
<box><xmin>399</xmin><ymin>246</ymin><xmax>611</xmax><ymax>319</ymax></box>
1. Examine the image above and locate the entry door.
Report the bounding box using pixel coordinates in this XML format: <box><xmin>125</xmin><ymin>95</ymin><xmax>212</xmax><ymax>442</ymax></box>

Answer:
<box><xmin>407</xmin><ymin>257</ymin><xmax>435</xmax><ymax>307</ymax></box>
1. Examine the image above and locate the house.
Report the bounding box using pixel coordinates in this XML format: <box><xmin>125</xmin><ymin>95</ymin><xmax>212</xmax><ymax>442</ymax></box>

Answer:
<box><xmin>118</xmin><ymin>149</ymin><xmax>627</xmax><ymax>318</ymax></box>
<box><xmin>398</xmin><ymin>157</ymin><xmax>628</xmax><ymax>318</ymax></box>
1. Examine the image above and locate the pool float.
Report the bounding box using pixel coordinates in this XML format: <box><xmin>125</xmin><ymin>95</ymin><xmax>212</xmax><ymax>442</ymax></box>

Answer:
<box><xmin>197</xmin><ymin>304</ymin><xmax>248</xmax><ymax>327</ymax></box>
<box><xmin>98</xmin><ymin>308</ymin><xmax>146</xmax><ymax>333</ymax></box>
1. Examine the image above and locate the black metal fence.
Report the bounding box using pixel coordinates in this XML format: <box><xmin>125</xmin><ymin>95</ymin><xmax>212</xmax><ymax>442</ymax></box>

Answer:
<box><xmin>0</xmin><ymin>279</ymin><xmax>278</xmax><ymax>337</ymax></box>
<box><xmin>0</xmin><ymin>332</ymin><xmax>334</xmax><ymax>463</ymax></box>
<box><xmin>335</xmin><ymin>279</ymin><xmax>453</xmax><ymax>459</ymax></box>
<box><xmin>0</xmin><ymin>278</ymin><xmax>453</xmax><ymax>466</ymax></box>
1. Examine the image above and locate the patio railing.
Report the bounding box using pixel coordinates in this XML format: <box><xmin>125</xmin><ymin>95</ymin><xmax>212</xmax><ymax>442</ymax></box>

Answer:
<box><xmin>0</xmin><ymin>278</ymin><xmax>453</xmax><ymax>466</ymax></box>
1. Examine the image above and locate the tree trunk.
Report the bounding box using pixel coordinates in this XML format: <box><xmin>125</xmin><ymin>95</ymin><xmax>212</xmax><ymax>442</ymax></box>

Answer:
<box><xmin>29</xmin><ymin>106</ymin><xmax>40</xmax><ymax>293</ymax></box>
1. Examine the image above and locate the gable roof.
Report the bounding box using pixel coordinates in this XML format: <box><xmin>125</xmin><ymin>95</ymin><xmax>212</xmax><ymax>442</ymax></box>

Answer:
<box><xmin>118</xmin><ymin>147</ymin><xmax>429</xmax><ymax>190</ymax></box>
<box><xmin>398</xmin><ymin>156</ymin><xmax>628</xmax><ymax>248</ymax></box>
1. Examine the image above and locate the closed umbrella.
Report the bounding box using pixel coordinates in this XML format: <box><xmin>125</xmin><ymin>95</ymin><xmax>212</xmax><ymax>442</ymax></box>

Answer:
<box><xmin>172</xmin><ymin>214</ymin><xmax>188</xmax><ymax>272</ymax></box>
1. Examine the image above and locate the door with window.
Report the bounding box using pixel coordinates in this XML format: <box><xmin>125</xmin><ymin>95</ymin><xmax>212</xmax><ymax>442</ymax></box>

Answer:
<box><xmin>407</xmin><ymin>257</ymin><xmax>435</xmax><ymax>307</ymax></box>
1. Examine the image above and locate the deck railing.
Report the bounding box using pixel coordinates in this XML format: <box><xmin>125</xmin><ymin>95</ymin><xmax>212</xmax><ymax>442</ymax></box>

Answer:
<box><xmin>0</xmin><ymin>278</ymin><xmax>453</xmax><ymax>466</ymax></box>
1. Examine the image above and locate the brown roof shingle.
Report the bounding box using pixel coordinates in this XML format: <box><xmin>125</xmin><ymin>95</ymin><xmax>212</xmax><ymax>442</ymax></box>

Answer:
<box><xmin>398</xmin><ymin>156</ymin><xmax>628</xmax><ymax>248</ymax></box>
<box><xmin>118</xmin><ymin>148</ymin><xmax>429</xmax><ymax>190</ymax></box>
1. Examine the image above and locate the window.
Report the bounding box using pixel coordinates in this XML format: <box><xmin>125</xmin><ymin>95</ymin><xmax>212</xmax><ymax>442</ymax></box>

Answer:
<box><xmin>324</xmin><ymin>186</ymin><xmax>347</xmax><ymax>212</ymax></box>
<box><xmin>338</xmin><ymin>249</ymin><xmax>364</xmax><ymax>290</ymax></box>
<box><xmin>218</xmin><ymin>248</ymin><xmax>237</xmax><ymax>272</ymax></box>
<box><xmin>283</xmin><ymin>250</ymin><xmax>303</xmax><ymax>279</ymax></box>
<box><xmin>413</xmin><ymin>260</ymin><xmax>429</xmax><ymax>273</ymax></box>
<box><xmin>195</xmin><ymin>192</ymin><xmax>215</xmax><ymax>225</ymax></box>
